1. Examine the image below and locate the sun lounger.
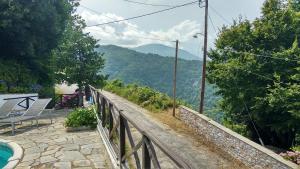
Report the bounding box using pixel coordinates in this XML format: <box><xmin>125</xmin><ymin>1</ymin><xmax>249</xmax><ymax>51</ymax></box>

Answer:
<box><xmin>0</xmin><ymin>98</ymin><xmax>52</xmax><ymax>135</ymax></box>
<box><xmin>0</xmin><ymin>99</ymin><xmax>22</xmax><ymax>119</ymax></box>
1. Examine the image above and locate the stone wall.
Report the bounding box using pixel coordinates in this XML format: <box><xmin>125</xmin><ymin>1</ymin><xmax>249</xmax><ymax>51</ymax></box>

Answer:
<box><xmin>179</xmin><ymin>106</ymin><xmax>299</xmax><ymax>169</ymax></box>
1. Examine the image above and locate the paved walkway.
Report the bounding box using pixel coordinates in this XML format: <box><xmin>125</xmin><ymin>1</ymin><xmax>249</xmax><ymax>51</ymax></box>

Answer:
<box><xmin>0</xmin><ymin>113</ymin><xmax>112</xmax><ymax>169</ymax></box>
<box><xmin>101</xmin><ymin>90</ymin><xmax>247</xmax><ymax>169</ymax></box>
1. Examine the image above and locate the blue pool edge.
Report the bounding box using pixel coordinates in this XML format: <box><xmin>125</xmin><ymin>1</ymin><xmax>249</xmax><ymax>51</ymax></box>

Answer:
<box><xmin>0</xmin><ymin>139</ymin><xmax>23</xmax><ymax>169</ymax></box>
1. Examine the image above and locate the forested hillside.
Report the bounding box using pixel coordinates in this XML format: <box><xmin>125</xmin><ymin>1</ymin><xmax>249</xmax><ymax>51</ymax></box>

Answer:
<box><xmin>97</xmin><ymin>45</ymin><xmax>221</xmax><ymax>119</ymax></box>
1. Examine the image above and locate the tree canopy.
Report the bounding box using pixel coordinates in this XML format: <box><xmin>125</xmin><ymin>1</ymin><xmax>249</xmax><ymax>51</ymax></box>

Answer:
<box><xmin>54</xmin><ymin>15</ymin><xmax>106</xmax><ymax>89</ymax></box>
<box><xmin>0</xmin><ymin>0</ymin><xmax>106</xmax><ymax>95</ymax></box>
<box><xmin>0</xmin><ymin>0</ymin><xmax>73</xmax><ymax>93</ymax></box>
<box><xmin>207</xmin><ymin>0</ymin><xmax>300</xmax><ymax>148</ymax></box>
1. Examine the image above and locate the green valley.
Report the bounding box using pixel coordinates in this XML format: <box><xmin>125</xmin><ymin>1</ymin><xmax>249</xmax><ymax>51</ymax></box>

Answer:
<box><xmin>97</xmin><ymin>45</ymin><xmax>222</xmax><ymax>120</ymax></box>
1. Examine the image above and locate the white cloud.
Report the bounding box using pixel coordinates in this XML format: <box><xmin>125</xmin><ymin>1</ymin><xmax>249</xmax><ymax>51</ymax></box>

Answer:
<box><xmin>79</xmin><ymin>10</ymin><xmax>202</xmax><ymax>48</ymax></box>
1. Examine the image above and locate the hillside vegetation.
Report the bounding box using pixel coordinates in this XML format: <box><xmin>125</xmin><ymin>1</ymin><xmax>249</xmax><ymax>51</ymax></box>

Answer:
<box><xmin>97</xmin><ymin>45</ymin><xmax>221</xmax><ymax>120</ymax></box>
<box><xmin>104</xmin><ymin>80</ymin><xmax>185</xmax><ymax>112</ymax></box>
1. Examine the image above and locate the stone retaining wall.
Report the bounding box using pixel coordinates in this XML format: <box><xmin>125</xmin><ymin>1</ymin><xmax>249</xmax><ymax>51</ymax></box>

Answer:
<box><xmin>179</xmin><ymin>106</ymin><xmax>299</xmax><ymax>169</ymax></box>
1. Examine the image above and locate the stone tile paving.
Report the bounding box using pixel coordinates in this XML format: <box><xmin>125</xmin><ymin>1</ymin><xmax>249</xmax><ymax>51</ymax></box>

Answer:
<box><xmin>0</xmin><ymin>116</ymin><xmax>112</xmax><ymax>169</ymax></box>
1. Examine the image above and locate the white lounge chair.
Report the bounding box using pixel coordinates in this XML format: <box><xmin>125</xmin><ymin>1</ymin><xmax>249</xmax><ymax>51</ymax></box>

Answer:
<box><xmin>0</xmin><ymin>98</ymin><xmax>52</xmax><ymax>135</ymax></box>
<box><xmin>0</xmin><ymin>99</ymin><xmax>22</xmax><ymax>119</ymax></box>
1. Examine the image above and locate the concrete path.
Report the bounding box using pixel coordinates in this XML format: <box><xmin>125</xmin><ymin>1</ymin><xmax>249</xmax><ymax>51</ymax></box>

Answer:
<box><xmin>0</xmin><ymin>112</ymin><xmax>112</xmax><ymax>169</ymax></box>
<box><xmin>101</xmin><ymin>90</ymin><xmax>246</xmax><ymax>169</ymax></box>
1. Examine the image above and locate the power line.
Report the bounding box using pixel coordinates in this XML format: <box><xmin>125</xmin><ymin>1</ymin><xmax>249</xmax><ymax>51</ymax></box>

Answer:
<box><xmin>86</xmin><ymin>1</ymin><xmax>199</xmax><ymax>27</ymax></box>
<box><xmin>208</xmin><ymin>14</ymin><xmax>217</xmax><ymax>34</ymax></box>
<box><xmin>123</xmin><ymin>0</ymin><xmax>174</xmax><ymax>7</ymax></box>
<box><xmin>218</xmin><ymin>48</ymin><xmax>300</xmax><ymax>62</ymax></box>
<box><xmin>209</xmin><ymin>5</ymin><xmax>231</xmax><ymax>25</ymax></box>
<box><xmin>231</xmin><ymin>75</ymin><xmax>265</xmax><ymax>146</ymax></box>
<box><xmin>80</xmin><ymin>5</ymin><xmax>141</xmax><ymax>30</ymax></box>
<box><xmin>81</xmin><ymin>5</ymin><xmax>173</xmax><ymax>42</ymax></box>
<box><xmin>86</xmin><ymin>27</ymin><xmax>173</xmax><ymax>42</ymax></box>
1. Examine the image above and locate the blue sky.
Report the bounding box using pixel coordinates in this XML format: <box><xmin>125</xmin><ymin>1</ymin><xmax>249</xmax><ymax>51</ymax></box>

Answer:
<box><xmin>78</xmin><ymin>0</ymin><xmax>265</xmax><ymax>56</ymax></box>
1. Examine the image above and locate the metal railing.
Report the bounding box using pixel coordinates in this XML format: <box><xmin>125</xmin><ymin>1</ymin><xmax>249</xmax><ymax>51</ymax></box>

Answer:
<box><xmin>89</xmin><ymin>85</ymin><xmax>192</xmax><ymax>169</ymax></box>
<box><xmin>4</xmin><ymin>95</ymin><xmax>38</xmax><ymax>109</ymax></box>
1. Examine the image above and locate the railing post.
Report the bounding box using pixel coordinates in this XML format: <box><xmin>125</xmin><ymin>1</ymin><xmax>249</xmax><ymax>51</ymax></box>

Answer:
<box><xmin>96</xmin><ymin>92</ymin><xmax>101</xmax><ymax>117</ymax></box>
<box><xmin>108</xmin><ymin>103</ymin><xmax>113</xmax><ymax>135</ymax></box>
<box><xmin>119</xmin><ymin>115</ymin><xmax>126</xmax><ymax>168</ymax></box>
<box><xmin>101</xmin><ymin>97</ymin><xmax>106</xmax><ymax>127</ymax></box>
<box><xmin>142</xmin><ymin>136</ymin><xmax>151</xmax><ymax>169</ymax></box>
<box><xmin>26</xmin><ymin>97</ymin><xmax>30</xmax><ymax>109</ymax></box>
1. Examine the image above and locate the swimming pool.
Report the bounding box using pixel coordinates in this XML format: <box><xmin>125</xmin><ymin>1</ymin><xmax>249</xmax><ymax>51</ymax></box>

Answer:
<box><xmin>0</xmin><ymin>143</ymin><xmax>13</xmax><ymax>168</ymax></box>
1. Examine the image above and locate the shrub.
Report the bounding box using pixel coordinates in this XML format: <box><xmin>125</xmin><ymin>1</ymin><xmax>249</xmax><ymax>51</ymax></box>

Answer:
<box><xmin>104</xmin><ymin>80</ymin><xmax>185</xmax><ymax>112</ymax></box>
<box><xmin>65</xmin><ymin>107</ymin><xmax>97</xmax><ymax>129</ymax></box>
<box><xmin>279</xmin><ymin>150</ymin><xmax>300</xmax><ymax>165</ymax></box>
<box><xmin>292</xmin><ymin>146</ymin><xmax>300</xmax><ymax>152</ymax></box>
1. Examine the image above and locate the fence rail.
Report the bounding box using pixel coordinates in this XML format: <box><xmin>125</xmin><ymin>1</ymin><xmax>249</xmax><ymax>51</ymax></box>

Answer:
<box><xmin>3</xmin><ymin>95</ymin><xmax>38</xmax><ymax>109</ymax></box>
<box><xmin>89</xmin><ymin>85</ymin><xmax>192</xmax><ymax>169</ymax></box>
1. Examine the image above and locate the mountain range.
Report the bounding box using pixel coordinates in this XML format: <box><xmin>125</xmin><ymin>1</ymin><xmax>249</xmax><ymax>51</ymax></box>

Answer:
<box><xmin>96</xmin><ymin>44</ymin><xmax>221</xmax><ymax>120</ymax></box>
<box><xmin>133</xmin><ymin>44</ymin><xmax>201</xmax><ymax>60</ymax></box>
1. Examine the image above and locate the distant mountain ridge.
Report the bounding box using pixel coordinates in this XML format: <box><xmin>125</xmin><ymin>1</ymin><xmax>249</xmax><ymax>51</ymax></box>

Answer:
<box><xmin>133</xmin><ymin>43</ymin><xmax>201</xmax><ymax>60</ymax></box>
<box><xmin>96</xmin><ymin>45</ymin><xmax>220</xmax><ymax>118</ymax></box>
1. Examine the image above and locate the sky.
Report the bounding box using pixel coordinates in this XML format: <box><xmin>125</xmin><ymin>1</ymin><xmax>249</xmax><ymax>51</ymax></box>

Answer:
<box><xmin>78</xmin><ymin>0</ymin><xmax>265</xmax><ymax>56</ymax></box>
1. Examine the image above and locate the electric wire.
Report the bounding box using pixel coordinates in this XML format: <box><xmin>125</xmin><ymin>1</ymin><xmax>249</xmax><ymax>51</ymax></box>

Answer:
<box><xmin>227</xmin><ymin>62</ymin><xmax>266</xmax><ymax>146</ymax></box>
<box><xmin>123</xmin><ymin>0</ymin><xmax>174</xmax><ymax>7</ymax></box>
<box><xmin>219</xmin><ymin>48</ymin><xmax>300</xmax><ymax>62</ymax></box>
<box><xmin>233</xmin><ymin>77</ymin><xmax>265</xmax><ymax>146</ymax></box>
<box><xmin>80</xmin><ymin>5</ymin><xmax>173</xmax><ymax>42</ymax></box>
<box><xmin>208</xmin><ymin>14</ymin><xmax>217</xmax><ymax>34</ymax></box>
<box><xmin>86</xmin><ymin>27</ymin><xmax>173</xmax><ymax>42</ymax></box>
<box><xmin>209</xmin><ymin>5</ymin><xmax>231</xmax><ymax>24</ymax></box>
<box><xmin>86</xmin><ymin>1</ymin><xmax>199</xmax><ymax>27</ymax></box>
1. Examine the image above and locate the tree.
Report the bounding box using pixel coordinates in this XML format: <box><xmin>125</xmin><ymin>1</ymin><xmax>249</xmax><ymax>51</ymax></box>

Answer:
<box><xmin>207</xmin><ymin>0</ymin><xmax>300</xmax><ymax>148</ymax></box>
<box><xmin>0</xmin><ymin>0</ymin><xmax>73</xmax><ymax>95</ymax></box>
<box><xmin>54</xmin><ymin>14</ymin><xmax>107</xmax><ymax>91</ymax></box>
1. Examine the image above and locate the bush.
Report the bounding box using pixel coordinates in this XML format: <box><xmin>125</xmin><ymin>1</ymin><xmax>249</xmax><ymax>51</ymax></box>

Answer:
<box><xmin>292</xmin><ymin>146</ymin><xmax>300</xmax><ymax>152</ymax></box>
<box><xmin>223</xmin><ymin>119</ymin><xmax>250</xmax><ymax>137</ymax></box>
<box><xmin>65</xmin><ymin>107</ymin><xmax>97</xmax><ymax>129</ymax></box>
<box><xmin>279</xmin><ymin>150</ymin><xmax>300</xmax><ymax>165</ymax></box>
<box><xmin>104</xmin><ymin>80</ymin><xmax>183</xmax><ymax>112</ymax></box>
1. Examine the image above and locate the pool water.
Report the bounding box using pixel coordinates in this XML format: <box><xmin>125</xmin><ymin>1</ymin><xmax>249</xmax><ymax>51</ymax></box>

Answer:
<box><xmin>0</xmin><ymin>143</ymin><xmax>13</xmax><ymax>168</ymax></box>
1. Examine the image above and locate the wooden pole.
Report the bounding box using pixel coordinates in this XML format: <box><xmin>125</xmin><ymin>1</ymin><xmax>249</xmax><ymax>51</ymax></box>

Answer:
<box><xmin>199</xmin><ymin>0</ymin><xmax>208</xmax><ymax>114</ymax></box>
<box><xmin>173</xmin><ymin>40</ymin><xmax>179</xmax><ymax>117</ymax></box>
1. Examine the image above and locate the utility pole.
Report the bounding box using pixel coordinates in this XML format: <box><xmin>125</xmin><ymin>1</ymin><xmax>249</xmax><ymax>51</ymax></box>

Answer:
<box><xmin>199</xmin><ymin>0</ymin><xmax>208</xmax><ymax>114</ymax></box>
<box><xmin>173</xmin><ymin>40</ymin><xmax>179</xmax><ymax>117</ymax></box>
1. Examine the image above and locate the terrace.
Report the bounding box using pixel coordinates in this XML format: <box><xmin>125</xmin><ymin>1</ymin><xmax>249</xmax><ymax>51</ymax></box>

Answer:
<box><xmin>0</xmin><ymin>109</ymin><xmax>112</xmax><ymax>169</ymax></box>
<box><xmin>0</xmin><ymin>89</ymin><xmax>297</xmax><ymax>169</ymax></box>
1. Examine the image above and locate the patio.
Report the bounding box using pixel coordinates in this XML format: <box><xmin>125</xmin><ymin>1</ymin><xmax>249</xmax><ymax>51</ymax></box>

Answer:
<box><xmin>0</xmin><ymin>110</ymin><xmax>112</xmax><ymax>169</ymax></box>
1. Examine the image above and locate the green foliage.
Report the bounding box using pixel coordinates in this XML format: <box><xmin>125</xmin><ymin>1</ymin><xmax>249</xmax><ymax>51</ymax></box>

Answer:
<box><xmin>54</xmin><ymin>12</ymin><xmax>107</xmax><ymax>90</ymax></box>
<box><xmin>97</xmin><ymin>45</ymin><xmax>220</xmax><ymax>117</ymax></box>
<box><xmin>0</xmin><ymin>1</ymin><xmax>106</xmax><ymax>98</ymax></box>
<box><xmin>65</xmin><ymin>107</ymin><xmax>97</xmax><ymax>129</ymax></box>
<box><xmin>104</xmin><ymin>80</ymin><xmax>186</xmax><ymax>112</ymax></box>
<box><xmin>292</xmin><ymin>146</ymin><xmax>300</xmax><ymax>152</ymax></box>
<box><xmin>0</xmin><ymin>0</ymin><xmax>74</xmax><ymax>94</ymax></box>
<box><xmin>0</xmin><ymin>59</ymin><xmax>37</xmax><ymax>93</ymax></box>
<box><xmin>207</xmin><ymin>0</ymin><xmax>300</xmax><ymax>148</ymax></box>
<box><xmin>223</xmin><ymin>119</ymin><xmax>250</xmax><ymax>137</ymax></box>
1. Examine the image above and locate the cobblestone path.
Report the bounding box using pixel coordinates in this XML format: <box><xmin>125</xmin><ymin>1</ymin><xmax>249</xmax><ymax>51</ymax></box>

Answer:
<box><xmin>0</xmin><ymin>116</ymin><xmax>112</xmax><ymax>169</ymax></box>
